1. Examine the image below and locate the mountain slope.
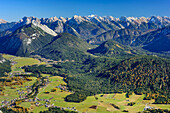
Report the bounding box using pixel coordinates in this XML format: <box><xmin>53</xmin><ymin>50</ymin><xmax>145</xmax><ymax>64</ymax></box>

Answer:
<box><xmin>143</xmin><ymin>35</ymin><xmax>170</xmax><ymax>53</ymax></box>
<box><xmin>66</xmin><ymin>18</ymin><xmax>106</xmax><ymax>39</ymax></box>
<box><xmin>132</xmin><ymin>25</ymin><xmax>170</xmax><ymax>46</ymax></box>
<box><xmin>88</xmin><ymin>40</ymin><xmax>135</xmax><ymax>58</ymax></box>
<box><xmin>0</xmin><ymin>22</ymin><xmax>16</xmax><ymax>32</ymax></box>
<box><xmin>131</xmin><ymin>25</ymin><xmax>170</xmax><ymax>53</ymax></box>
<box><xmin>99</xmin><ymin>56</ymin><xmax>169</xmax><ymax>101</ymax></box>
<box><xmin>34</xmin><ymin>33</ymin><xmax>92</xmax><ymax>61</ymax></box>
<box><xmin>90</xmin><ymin>28</ymin><xmax>142</xmax><ymax>45</ymax></box>
<box><xmin>0</xmin><ymin>24</ymin><xmax>55</xmax><ymax>56</ymax></box>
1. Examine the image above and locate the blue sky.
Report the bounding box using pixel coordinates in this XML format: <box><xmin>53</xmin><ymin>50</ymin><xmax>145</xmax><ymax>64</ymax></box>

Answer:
<box><xmin>0</xmin><ymin>0</ymin><xmax>170</xmax><ymax>22</ymax></box>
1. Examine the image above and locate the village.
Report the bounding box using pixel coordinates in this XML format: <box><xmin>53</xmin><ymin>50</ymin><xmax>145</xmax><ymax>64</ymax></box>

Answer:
<box><xmin>0</xmin><ymin>70</ymin><xmax>78</xmax><ymax>112</ymax></box>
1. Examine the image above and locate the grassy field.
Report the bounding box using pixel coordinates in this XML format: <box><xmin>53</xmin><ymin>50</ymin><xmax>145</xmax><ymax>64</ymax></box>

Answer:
<box><xmin>12</xmin><ymin>57</ymin><xmax>39</xmax><ymax>68</ymax></box>
<box><xmin>2</xmin><ymin>54</ymin><xmax>41</xmax><ymax>74</ymax></box>
<box><xmin>3</xmin><ymin>54</ymin><xmax>40</xmax><ymax>67</ymax></box>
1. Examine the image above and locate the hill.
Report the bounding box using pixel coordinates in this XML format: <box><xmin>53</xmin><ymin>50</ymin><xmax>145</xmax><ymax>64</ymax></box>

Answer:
<box><xmin>88</xmin><ymin>40</ymin><xmax>135</xmax><ymax>58</ymax></box>
<box><xmin>34</xmin><ymin>33</ymin><xmax>92</xmax><ymax>61</ymax></box>
<box><xmin>99</xmin><ymin>56</ymin><xmax>169</xmax><ymax>103</ymax></box>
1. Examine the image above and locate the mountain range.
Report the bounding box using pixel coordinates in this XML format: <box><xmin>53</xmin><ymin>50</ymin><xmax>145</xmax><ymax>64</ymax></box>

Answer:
<box><xmin>0</xmin><ymin>15</ymin><xmax>170</xmax><ymax>60</ymax></box>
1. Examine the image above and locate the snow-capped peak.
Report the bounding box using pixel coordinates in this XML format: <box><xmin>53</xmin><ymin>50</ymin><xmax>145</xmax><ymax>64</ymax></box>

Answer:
<box><xmin>149</xmin><ymin>16</ymin><xmax>162</xmax><ymax>25</ymax></box>
<box><xmin>68</xmin><ymin>15</ymin><xmax>86</xmax><ymax>24</ymax></box>
<box><xmin>59</xmin><ymin>17</ymin><xmax>67</xmax><ymax>23</ymax></box>
<box><xmin>88</xmin><ymin>14</ymin><xmax>97</xmax><ymax>18</ymax></box>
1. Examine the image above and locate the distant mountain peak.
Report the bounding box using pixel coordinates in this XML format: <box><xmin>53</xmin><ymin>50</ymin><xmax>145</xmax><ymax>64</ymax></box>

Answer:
<box><xmin>68</xmin><ymin>15</ymin><xmax>86</xmax><ymax>24</ymax></box>
<box><xmin>0</xmin><ymin>19</ymin><xmax>7</xmax><ymax>24</ymax></box>
<box><xmin>119</xmin><ymin>16</ymin><xmax>128</xmax><ymax>22</ymax></box>
<box><xmin>87</xmin><ymin>14</ymin><xmax>98</xmax><ymax>18</ymax></box>
<box><xmin>59</xmin><ymin>17</ymin><xmax>67</xmax><ymax>23</ymax></box>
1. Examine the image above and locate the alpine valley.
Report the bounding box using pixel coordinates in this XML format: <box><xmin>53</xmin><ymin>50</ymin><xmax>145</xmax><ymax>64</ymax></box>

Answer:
<box><xmin>0</xmin><ymin>15</ymin><xmax>169</xmax><ymax>113</ymax></box>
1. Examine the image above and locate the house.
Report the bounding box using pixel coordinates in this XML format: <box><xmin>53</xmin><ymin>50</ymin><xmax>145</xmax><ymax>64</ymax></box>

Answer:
<box><xmin>144</xmin><ymin>106</ymin><xmax>154</xmax><ymax>110</ymax></box>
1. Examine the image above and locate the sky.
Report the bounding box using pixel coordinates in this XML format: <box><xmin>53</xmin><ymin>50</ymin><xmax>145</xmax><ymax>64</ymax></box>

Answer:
<box><xmin>0</xmin><ymin>0</ymin><xmax>170</xmax><ymax>22</ymax></box>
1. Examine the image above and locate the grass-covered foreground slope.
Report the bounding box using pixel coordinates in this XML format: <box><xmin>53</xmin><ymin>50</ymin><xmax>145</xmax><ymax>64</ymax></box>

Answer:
<box><xmin>34</xmin><ymin>33</ymin><xmax>93</xmax><ymax>61</ymax></box>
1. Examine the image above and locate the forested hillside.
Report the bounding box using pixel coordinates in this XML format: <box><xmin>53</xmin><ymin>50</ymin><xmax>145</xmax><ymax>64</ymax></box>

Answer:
<box><xmin>88</xmin><ymin>40</ymin><xmax>135</xmax><ymax>58</ymax></box>
<box><xmin>99</xmin><ymin>56</ymin><xmax>170</xmax><ymax>103</ymax></box>
<box><xmin>34</xmin><ymin>33</ymin><xmax>92</xmax><ymax>61</ymax></box>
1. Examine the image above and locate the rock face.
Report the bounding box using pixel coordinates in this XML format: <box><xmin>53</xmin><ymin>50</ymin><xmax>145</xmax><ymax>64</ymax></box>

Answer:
<box><xmin>0</xmin><ymin>19</ymin><xmax>7</xmax><ymax>24</ymax></box>
<box><xmin>16</xmin><ymin>17</ymin><xmax>57</xmax><ymax>36</ymax></box>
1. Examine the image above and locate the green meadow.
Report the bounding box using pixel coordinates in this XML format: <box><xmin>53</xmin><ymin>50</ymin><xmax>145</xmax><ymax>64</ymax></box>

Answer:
<box><xmin>2</xmin><ymin>54</ymin><xmax>40</xmax><ymax>73</ymax></box>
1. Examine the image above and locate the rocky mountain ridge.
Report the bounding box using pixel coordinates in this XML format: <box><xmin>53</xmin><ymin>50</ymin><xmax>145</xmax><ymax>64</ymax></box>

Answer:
<box><xmin>0</xmin><ymin>15</ymin><xmax>169</xmax><ymax>59</ymax></box>
<box><xmin>0</xmin><ymin>19</ymin><xmax>7</xmax><ymax>24</ymax></box>
<box><xmin>1</xmin><ymin>15</ymin><xmax>170</xmax><ymax>34</ymax></box>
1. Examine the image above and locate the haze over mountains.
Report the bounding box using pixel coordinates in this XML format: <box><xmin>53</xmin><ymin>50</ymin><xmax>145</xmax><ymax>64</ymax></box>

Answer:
<box><xmin>0</xmin><ymin>15</ymin><xmax>170</xmax><ymax>60</ymax></box>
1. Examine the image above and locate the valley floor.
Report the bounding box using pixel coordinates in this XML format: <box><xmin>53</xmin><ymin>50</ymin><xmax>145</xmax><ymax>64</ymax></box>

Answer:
<box><xmin>0</xmin><ymin>54</ymin><xmax>169</xmax><ymax>113</ymax></box>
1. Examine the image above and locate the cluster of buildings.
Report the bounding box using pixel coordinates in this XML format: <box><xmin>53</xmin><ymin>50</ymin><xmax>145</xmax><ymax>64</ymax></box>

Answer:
<box><xmin>144</xmin><ymin>105</ymin><xmax>155</xmax><ymax>110</ymax></box>
<box><xmin>56</xmin><ymin>84</ymin><xmax>68</xmax><ymax>91</ymax></box>
<box><xmin>24</xmin><ymin>96</ymin><xmax>78</xmax><ymax>112</ymax></box>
